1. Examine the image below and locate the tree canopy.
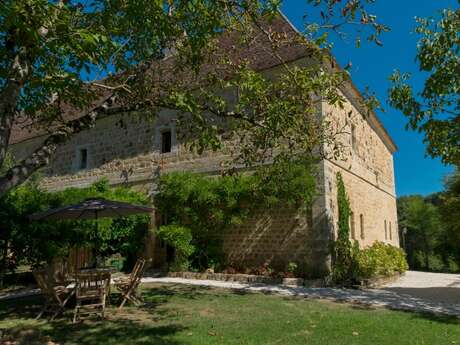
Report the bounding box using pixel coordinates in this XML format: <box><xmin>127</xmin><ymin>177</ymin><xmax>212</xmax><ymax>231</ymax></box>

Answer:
<box><xmin>389</xmin><ymin>4</ymin><xmax>459</xmax><ymax>165</ymax></box>
<box><xmin>397</xmin><ymin>169</ymin><xmax>460</xmax><ymax>273</ymax></box>
<box><xmin>0</xmin><ymin>0</ymin><xmax>388</xmax><ymax>196</ymax></box>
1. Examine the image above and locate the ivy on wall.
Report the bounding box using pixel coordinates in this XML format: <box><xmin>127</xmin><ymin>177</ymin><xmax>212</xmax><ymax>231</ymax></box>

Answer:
<box><xmin>332</xmin><ymin>172</ymin><xmax>354</xmax><ymax>284</ymax></box>
<box><xmin>154</xmin><ymin>158</ymin><xmax>317</xmax><ymax>270</ymax></box>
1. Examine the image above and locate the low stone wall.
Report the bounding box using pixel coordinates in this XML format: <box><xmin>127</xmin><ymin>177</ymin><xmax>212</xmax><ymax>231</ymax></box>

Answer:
<box><xmin>359</xmin><ymin>273</ymin><xmax>403</xmax><ymax>288</ymax></box>
<box><xmin>166</xmin><ymin>271</ymin><xmax>324</xmax><ymax>287</ymax></box>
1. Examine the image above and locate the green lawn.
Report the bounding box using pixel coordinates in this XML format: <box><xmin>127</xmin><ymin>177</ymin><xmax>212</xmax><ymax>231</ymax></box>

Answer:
<box><xmin>0</xmin><ymin>283</ymin><xmax>459</xmax><ymax>345</ymax></box>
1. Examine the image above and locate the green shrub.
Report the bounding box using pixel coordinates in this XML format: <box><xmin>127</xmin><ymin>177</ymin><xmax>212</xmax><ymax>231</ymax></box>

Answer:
<box><xmin>0</xmin><ymin>179</ymin><xmax>150</xmax><ymax>271</ymax></box>
<box><xmin>353</xmin><ymin>242</ymin><xmax>409</xmax><ymax>279</ymax></box>
<box><xmin>156</xmin><ymin>225</ymin><xmax>195</xmax><ymax>271</ymax></box>
<box><xmin>446</xmin><ymin>257</ymin><xmax>460</xmax><ymax>273</ymax></box>
<box><xmin>104</xmin><ymin>254</ymin><xmax>125</xmax><ymax>272</ymax></box>
<box><xmin>428</xmin><ymin>254</ymin><xmax>445</xmax><ymax>272</ymax></box>
<box><xmin>287</xmin><ymin>262</ymin><xmax>298</xmax><ymax>274</ymax></box>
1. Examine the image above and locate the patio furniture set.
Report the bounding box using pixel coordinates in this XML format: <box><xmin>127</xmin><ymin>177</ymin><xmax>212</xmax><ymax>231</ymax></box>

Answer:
<box><xmin>32</xmin><ymin>258</ymin><xmax>147</xmax><ymax>322</ymax></box>
<box><xmin>29</xmin><ymin>197</ymin><xmax>153</xmax><ymax>322</ymax></box>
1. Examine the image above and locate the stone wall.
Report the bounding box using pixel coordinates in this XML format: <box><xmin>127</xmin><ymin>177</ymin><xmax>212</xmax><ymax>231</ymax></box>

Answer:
<box><xmin>321</xmin><ymin>89</ymin><xmax>399</xmax><ymax>248</ymax></box>
<box><xmin>11</xmin><ymin>110</ymin><xmax>230</xmax><ymax>192</ymax></box>
<box><xmin>222</xmin><ymin>205</ymin><xmax>330</xmax><ymax>278</ymax></box>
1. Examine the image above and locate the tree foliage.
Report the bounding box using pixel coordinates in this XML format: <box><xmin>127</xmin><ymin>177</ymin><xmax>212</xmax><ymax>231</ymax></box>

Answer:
<box><xmin>397</xmin><ymin>195</ymin><xmax>442</xmax><ymax>270</ymax></box>
<box><xmin>441</xmin><ymin>170</ymin><xmax>460</xmax><ymax>254</ymax></box>
<box><xmin>0</xmin><ymin>179</ymin><xmax>150</xmax><ymax>277</ymax></box>
<box><xmin>0</xmin><ymin>0</ymin><xmax>388</xmax><ymax>196</ymax></box>
<box><xmin>397</xmin><ymin>171</ymin><xmax>460</xmax><ymax>273</ymax></box>
<box><xmin>389</xmin><ymin>4</ymin><xmax>460</xmax><ymax>165</ymax></box>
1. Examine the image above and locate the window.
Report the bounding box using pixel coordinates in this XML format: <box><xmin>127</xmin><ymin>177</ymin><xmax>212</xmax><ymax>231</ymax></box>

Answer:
<box><xmin>161</xmin><ymin>130</ymin><xmax>172</xmax><ymax>153</ymax></box>
<box><xmin>389</xmin><ymin>222</ymin><xmax>392</xmax><ymax>241</ymax></box>
<box><xmin>79</xmin><ymin>148</ymin><xmax>88</xmax><ymax>170</ymax></box>
<box><xmin>384</xmin><ymin>220</ymin><xmax>388</xmax><ymax>240</ymax></box>
<box><xmin>360</xmin><ymin>214</ymin><xmax>365</xmax><ymax>240</ymax></box>
<box><xmin>350</xmin><ymin>211</ymin><xmax>356</xmax><ymax>240</ymax></box>
<box><xmin>351</xmin><ymin>124</ymin><xmax>357</xmax><ymax>151</ymax></box>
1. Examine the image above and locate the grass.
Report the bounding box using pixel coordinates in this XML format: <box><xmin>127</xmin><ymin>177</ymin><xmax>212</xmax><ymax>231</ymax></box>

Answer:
<box><xmin>0</xmin><ymin>283</ymin><xmax>459</xmax><ymax>345</ymax></box>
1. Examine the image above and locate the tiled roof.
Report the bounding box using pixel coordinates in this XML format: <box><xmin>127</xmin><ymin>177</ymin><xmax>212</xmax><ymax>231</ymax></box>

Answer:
<box><xmin>9</xmin><ymin>15</ymin><xmax>307</xmax><ymax>145</ymax></box>
<box><xmin>9</xmin><ymin>14</ymin><xmax>396</xmax><ymax>153</ymax></box>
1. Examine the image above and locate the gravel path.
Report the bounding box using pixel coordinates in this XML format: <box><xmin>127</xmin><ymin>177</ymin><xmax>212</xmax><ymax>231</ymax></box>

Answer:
<box><xmin>1</xmin><ymin>271</ymin><xmax>458</xmax><ymax>316</ymax></box>
<box><xmin>381</xmin><ymin>270</ymin><xmax>460</xmax><ymax>307</ymax></box>
<box><xmin>142</xmin><ymin>272</ymin><xmax>460</xmax><ymax>316</ymax></box>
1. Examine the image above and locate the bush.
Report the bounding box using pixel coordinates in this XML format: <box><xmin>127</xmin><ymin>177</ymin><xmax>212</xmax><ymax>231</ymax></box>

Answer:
<box><xmin>446</xmin><ymin>257</ymin><xmax>460</xmax><ymax>273</ymax></box>
<box><xmin>156</xmin><ymin>225</ymin><xmax>195</xmax><ymax>271</ymax></box>
<box><xmin>427</xmin><ymin>254</ymin><xmax>445</xmax><ymax>272</ymax></box>
<box><xmin>287</xmin><ymin>262</ymin><xmax>298</xmax><ymax>274</ymax></box>
<box><xmin>0</xmin><ymin>179</ymin><xmax>150</xmax><ymax>274</ymax></box>
<box><xmin>353</xmin><ymin>241</ymin><xmax>408</xmax><ymax>279</ymax></box>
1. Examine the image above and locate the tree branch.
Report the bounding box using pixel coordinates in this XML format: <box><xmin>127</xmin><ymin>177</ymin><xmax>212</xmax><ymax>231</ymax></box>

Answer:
<box><xmin>0</xmin><ymin>93</ymin><xmax>150</xmax><ymax>196</ymax></box>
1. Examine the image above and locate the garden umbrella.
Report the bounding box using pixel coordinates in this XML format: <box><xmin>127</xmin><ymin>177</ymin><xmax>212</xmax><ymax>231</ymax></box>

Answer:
<box><xmin>29</xmin><ymin>198</ymin><xmax>153</xmax><ymax>273</ymax></box>
<box><xmin>29</xmin><ymin>198</ymin><xmax>153</xmax><ymax>221</ymax></box>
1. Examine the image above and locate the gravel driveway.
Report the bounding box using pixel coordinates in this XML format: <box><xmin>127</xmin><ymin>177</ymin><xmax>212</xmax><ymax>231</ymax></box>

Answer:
<box><xmin>381</xmin><ymin>270</ymin><xmax>460</xmax><ymax>306</ymax></box>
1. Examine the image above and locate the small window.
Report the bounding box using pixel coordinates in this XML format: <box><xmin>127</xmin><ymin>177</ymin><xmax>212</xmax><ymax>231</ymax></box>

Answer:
<box><xmin>384</xmin><ymin>220</ymin><xmax>388</xmax><ymax>240</ymax></box>
<box><xmin>350</xmin><ymin>211</ymin><xmax>356</xmax><ymax>240</ymax></box>
<box><xmin>161</xmin><ymin>130</ymin><xmax>172</xmax><ymax>153</ymax></box>
<box><xmin>79</xmin><ymin>148</ymin><xmax>88</xmax><ymax>170</ymax></box>
<box><xmin>351</xmin><ymin>124</ymin><xmax>357</xmax><ymax>151</ymax></box>
<box><xmin>360</xmin><ymin>214</ymin><xmax>365</xmax><ymax>240</ymax></box>
<box><xmin>389</xmin><ymin>222</ymin><xmax>392</xmax><ymax>241</ymax></box>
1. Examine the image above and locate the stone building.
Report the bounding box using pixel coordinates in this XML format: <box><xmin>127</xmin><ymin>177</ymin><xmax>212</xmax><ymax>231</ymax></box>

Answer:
<box><xmin>8</xmin><ymin>15</ymin><xmax>398</xmax><ymax>277</ymax></box>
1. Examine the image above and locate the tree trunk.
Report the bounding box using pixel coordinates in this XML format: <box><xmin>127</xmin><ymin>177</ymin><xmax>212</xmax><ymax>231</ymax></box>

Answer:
<box><xmin>423</xmin><ymin>232</ymin><xmax>430</xmax><ymax>270</ymax></box>
<box><xmin>0</xmin><ymin>239</ymin><xmax>8</xmax><ymax>289</ymax></box>
<box><xmin>0</xmin><ymin>47</ymin><xmax>31</xmax><ymax>168</ymax></box>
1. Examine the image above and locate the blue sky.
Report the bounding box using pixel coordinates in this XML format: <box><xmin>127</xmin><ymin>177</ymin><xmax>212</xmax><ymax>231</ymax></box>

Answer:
<box><xmin>282</xmin><ymin>0</ymin><xmax>457</xmax><ymax>196</ymax></box>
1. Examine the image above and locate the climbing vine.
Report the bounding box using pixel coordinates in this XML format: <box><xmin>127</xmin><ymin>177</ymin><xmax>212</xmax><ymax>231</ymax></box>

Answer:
<box><xmin>333</xmin><ymin>172</ymin><xmax>354</xmax><ymax>284</ymax></box>
<box><xmin>155</xmin><ymin>159</ymin><xmax>317</xmax><ymax>270</ymax></box>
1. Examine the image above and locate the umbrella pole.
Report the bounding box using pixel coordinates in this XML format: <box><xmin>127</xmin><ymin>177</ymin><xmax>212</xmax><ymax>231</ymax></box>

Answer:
<box><xmin>75</xmin><ymin>231</ymin><xmax>79</xmax><ymax>281</ymax></box>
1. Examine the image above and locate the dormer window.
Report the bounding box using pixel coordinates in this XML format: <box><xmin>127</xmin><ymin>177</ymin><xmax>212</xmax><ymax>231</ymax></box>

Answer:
<box><xmin>161</xmin><ymin>130</ymin><xmax>172</xmax><ymax>153</ymax></box>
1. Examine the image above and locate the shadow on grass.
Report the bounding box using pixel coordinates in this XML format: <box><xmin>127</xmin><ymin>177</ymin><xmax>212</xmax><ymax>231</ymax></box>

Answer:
<box><xmin>0</xmin><ymin>294</ymin><xmax>44</xmax><ymax>320</ymax></box>
<box><xmin>1</xmin><ymin>282</ymin><xmax>459</xmax><ymax>344</ymax></box>
<box><xmin>1</xmin><ymin>319</ymin><xmax>186</xmax><ymax>345</ymax></box>
<box><xmin>0</xmin><ymin>286</ymin><xmax>191</xmax><ymax>345</ymax></box>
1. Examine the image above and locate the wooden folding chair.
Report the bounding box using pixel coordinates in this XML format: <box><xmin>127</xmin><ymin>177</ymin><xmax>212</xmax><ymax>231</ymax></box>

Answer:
<box><xmin>33</xmin><ymin>268</ymin><xmax>74</xmax><ymax>321</ymax></box>
<box><xmin>73</xmin><ymin>271</ymin><xmax>111</xmax><ymax>323</ymax></box>
<box><xmin>68</xmin><ymin>246</ymin><xmax>94</xmax><ymax>276</ymax></box>
<box><xmin>114</xmin><ymin>259</ymin><xmax>146</xmax><ymax>310</ymax></box>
